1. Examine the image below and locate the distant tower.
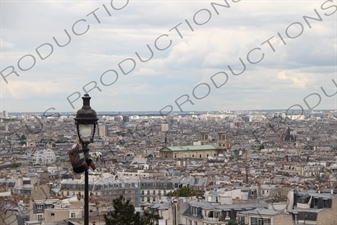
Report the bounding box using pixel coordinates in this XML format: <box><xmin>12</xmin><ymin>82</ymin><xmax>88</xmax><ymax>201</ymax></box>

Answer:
<box><xmin>2</xmin><ymin>110</ymin><xmax>8</xmax><ymax>118</ymax></box>
<box><xmin>200</xmin><ymin>131</ymin><xmax>209</xmax><ymax>145</ymax></box>
<box><xmin>122</xmin><ymin>115</ymin><xmax>129</xmax><ymax>123</ymax></box>
<box><xmin>217</xmin><ymin>131</ymin><xmax>227</xmax><ymax>149</ymax></box>
<box><xmin>98</xmin><ymin>125</ymin><xmax>108</xmax><ymax>138</ymax></box>
<box><xmin>162</xmin><ymin>123</ymin><xmax>169</xmax><ymax>146</ymax></box>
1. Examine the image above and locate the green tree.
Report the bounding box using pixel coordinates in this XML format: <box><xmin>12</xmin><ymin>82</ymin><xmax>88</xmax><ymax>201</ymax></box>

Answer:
<box><xmin>104</xmin><ymin>196</ymin><xmax>160</xmax><ymax>225</ymax></box>
<box><xmin>145</xmin><ymin>154</ymin><xmax>153</xmax><ymax>158</ymax></box>
<box><xmin>11</xmin><ymin>163</ymin><xmax>20</xmax><ymax>168</ymax></box>
<box><xmin>166</xmin><ymin>186</ymin><xmax>197</xmax><ymax>197</ymax></box>
<box><xmin>258</xmin><ymin>144</ymin><xmax>265</xmax><ymax>150</ymax></box>
<box><xmin>140</xmin><ymin>209</ymin><xmax>161</xmax><ymax>225</ymax></box>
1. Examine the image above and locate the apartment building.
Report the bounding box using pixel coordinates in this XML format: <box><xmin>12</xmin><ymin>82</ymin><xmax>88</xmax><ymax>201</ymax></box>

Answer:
<box><xmin>140</xmin><ymin>179</ymin><xmax>174</xmax><ymax>204</ymax></box>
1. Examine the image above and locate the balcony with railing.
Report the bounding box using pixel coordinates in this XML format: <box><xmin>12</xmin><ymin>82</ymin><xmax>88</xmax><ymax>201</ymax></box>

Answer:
<box><xmin>203</xmin><ymin>216</ymin><xmax>220</xmax><ymax>222</ymax></box>
<box><xmin>202</xmin><ymin>210</ymin><xmax>223</xmax><ymax>222</ymax></box>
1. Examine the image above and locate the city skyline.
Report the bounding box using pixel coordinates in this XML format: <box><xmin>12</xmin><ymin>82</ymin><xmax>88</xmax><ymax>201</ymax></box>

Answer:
<box><xmin>1</xmin><ymin>0</ymin><xmax>336</xmax><ymax>113</ymax></box>
<box><xmin>2</xmin><ymin>109</ymin><xmax>335</xmax><ymax>115</ymax></box>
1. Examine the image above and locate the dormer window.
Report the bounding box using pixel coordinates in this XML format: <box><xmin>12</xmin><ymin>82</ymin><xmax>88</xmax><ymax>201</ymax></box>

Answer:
<box><xmin>193</xmin><ymin>207</ymin><xmax>198</xmax><ymax>216</ymax></box>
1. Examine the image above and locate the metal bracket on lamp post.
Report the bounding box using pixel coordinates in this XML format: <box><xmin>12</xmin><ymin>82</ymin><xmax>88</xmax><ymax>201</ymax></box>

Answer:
<box><xmin>81</xmin><ymin>141</ymin><xmax>90</xmax><ymax>159</ymax></box>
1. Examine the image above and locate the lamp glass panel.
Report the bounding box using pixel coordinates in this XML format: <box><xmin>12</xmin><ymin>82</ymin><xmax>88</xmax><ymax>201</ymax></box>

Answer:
<box><xmin>79</xmin><ymin>124</ymin><xmax>93</xmax><ymax>138</ymax></box>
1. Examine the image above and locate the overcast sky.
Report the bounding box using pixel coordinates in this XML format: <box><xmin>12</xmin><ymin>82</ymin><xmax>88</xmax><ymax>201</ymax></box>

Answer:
<box><xmin>0</xmin><ymin>0</ymin><xmax>336</xmax><ymax>113</ymax></box>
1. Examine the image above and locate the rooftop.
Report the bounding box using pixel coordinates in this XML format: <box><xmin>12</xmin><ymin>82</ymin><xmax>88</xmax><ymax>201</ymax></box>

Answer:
<box><xmin>167</xmin><ymin>145</ymin><xmax>217</xmax><ymax>151</ymax></box>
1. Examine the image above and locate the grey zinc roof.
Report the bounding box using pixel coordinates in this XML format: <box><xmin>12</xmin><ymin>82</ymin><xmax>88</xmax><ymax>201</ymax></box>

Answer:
<box><xmin>167</xmin><ymin>145</ymin><xmax>217</xmax><ymax>151</ymax></box>
<box><xmin>238</xmin><ymin>208</ymin><xmax>281</xmax><ymax>216</ymax></box>
<box><xmin>148</xmin><ymin>202</ymin><xmax>171</xmax><ymax>210</ymax></box>
<box><xmin>289</xmin><ymin>208</ymin><xmax>324</xmax><ymax>213</ymax></box>
<box><xmin>208</xmin><ymin>191</ymin><xmax>225</xmax><ymax>196</ymax></box>
<box><xmin>188</xmin><ymin>201</ymin><xmax>214</xmax><ymax>210</ymax></box>
<box><xmin>187</xmin><ymin>201</ymin><xmax>267</xmax><ymax>211</ymax></box>
<box><xmin>216</xmin><ymin>203</ymin><xmax>268</xmax><ymax>211</ymax></box>
<box><xmin>297</xmin><ymin>191</ymin><xmax>337</xmax><ymax>199</ymax></box>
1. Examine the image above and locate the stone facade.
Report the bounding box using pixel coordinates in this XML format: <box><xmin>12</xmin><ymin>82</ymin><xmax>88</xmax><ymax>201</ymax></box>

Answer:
<box><xmin>159</xmin><ymin>145</ymin><xmax>221</xmax><ymax>159</ymax></box>
<box><xmin>272</xmin><ymin>213</ymin><xmax>293</xmax><ymax>225</ymax></box>
<box><xmin>316</xmin><ymin>197</ymin><xmax>337</xmax><ymax>225</ymax></box>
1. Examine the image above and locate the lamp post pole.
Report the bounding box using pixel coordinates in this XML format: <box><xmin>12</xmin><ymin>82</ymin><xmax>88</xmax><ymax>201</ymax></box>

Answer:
<box><xmin>74</xmin><ymin>94</ymin><xmax>98</xmax><ymax>225</ymax></box>
<box><xmin>83</xmin><ymin>143</ymin><xmax>89</xmax><ymax>225</ymax></box>
<box><xmin>85</xmin><ymin>168</ymin><xmax>89</xmax><ymax>225</ymax></box>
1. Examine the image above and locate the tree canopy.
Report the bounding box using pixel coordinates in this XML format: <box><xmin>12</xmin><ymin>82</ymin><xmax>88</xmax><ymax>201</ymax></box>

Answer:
<box><xmin>104</xmin><ymin>196</ymin><xmax>160</xmax><ymax>225</ymax></box>
<box><xmin>166</xmin><ymin>186</ymin><xmax>197</xmax><ymax>197</ymax></box>
<box><xmin>11</xmin><ymin>163</ymin><xmax>20</xmax><ymax>168</ymax></box>
<box><xmin>145</xmin><ymin>154</ymin><xmax>153</xmax><ymax>158</ymax></box>
<box><xmin>258</xmin><ymin>144</ymin><xmax>265</xmax><ymax>150</ymax></box>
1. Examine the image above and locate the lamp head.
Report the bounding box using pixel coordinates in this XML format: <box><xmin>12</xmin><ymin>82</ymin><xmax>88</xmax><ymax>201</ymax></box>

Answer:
<box><xmin>74</xmin><ymin>94</ymin><xmax>98</xmax><ymax>143</ymax></box>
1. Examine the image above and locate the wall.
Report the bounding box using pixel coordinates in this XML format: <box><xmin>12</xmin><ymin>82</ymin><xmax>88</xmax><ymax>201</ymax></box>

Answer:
<box><xmin>272</xmin><ymin>213</ymin><xmax>293</xmax><ymax>225</ymax></box>
<box><xmin>316</xmin><ymin>197</ymin><xmax>337</xmax><ymax>225</ymax></box>
<box><xmin>173</xmin><ymin>150</ymin><xmax>218</xmax><ymax>159</ymax></box>
<box><xmin>44</xmin><ymin>208</ymin><xmax>72</xmax><ymax>223</ymax></box>
<box><xmin>0</xmin><ymin>209</ymin><xmax>18</xmax><ymax>225</ymax></box>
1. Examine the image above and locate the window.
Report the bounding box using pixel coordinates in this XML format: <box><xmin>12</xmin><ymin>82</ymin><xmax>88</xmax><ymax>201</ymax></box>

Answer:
<box><xmin>71</xmin><ymin>213</ymin><xmax>75</xmax><ymax>218</ymax></box>
<box><xmin>314</xmin><ymin>198</ymin><xmax>319</xmax><ymax>208</ymax></box>
<box><xmin>37</xmin><ymin>214</ymin><xmax>43</xmax><ymax>220</ymax></box>
<box><xmin>237</xmin><ymin>216</ymin><xmax>245</xmax><ymax>223</ymax></box>
<box><xmin>192</xmin><ymin>207</ymin><xmax>198</xmax><ymax>216</ymax></box>
<box><xmin>323</xmin><ymin>199</ymin><xmax>331</xmax><ymax>208</ymax></box>
<box><xmin>208</xmin><ymin>211</ymin><xmax>213</xmax><ymax>217</ymax></box>
<box><xmin>251</xmin><ymin>218</ymin><xmax>271</xmax><ymax>225</ymax></box>
<box><xmin>51</xmin><ymin>213</ymin><xmax>55</xmax><ymax>217</ymax></box>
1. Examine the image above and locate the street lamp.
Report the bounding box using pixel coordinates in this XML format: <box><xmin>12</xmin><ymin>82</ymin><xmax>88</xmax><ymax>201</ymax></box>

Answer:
<box><xmin>74</xmin><ymin>94</ymin><xmax>98</xmax><ymax>225</ymax></box>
